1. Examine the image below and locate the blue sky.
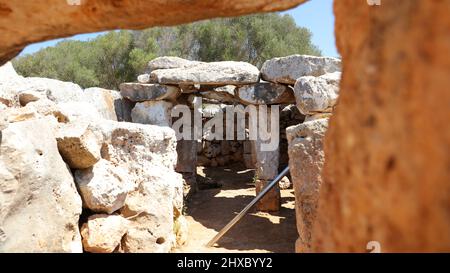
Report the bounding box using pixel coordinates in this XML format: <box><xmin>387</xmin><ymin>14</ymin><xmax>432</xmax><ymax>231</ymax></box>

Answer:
<box><xmin>20</xmin><ymin>0</ymin><xmax>338</xmax><ymax>57</ymax></box>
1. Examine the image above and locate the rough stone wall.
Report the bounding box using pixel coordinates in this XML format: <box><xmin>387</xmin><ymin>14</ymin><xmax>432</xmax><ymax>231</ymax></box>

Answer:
<box><xmin>312</xmin><ymin>0</ymin><xmax>450</xmax><ymax>252</ymax></box>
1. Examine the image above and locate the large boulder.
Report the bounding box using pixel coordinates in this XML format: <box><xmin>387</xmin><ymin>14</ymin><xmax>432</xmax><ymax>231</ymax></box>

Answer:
<box><xmin>119</xmin><ymin>83</ymin><xmax>180</xmax><ymax>102</ymax></box>
<box><xmin>119</xmin><ymin>166</ymin><xmax>182</xmax><ymax>253</ymax></box>
<box><xmin>81</xmin><ymin>214</ymin><xmax>129</xmax><ymax>253</ymax></box>
<box><xmin>0</xmin><ymin>62</ymin><xmax>21</xmax><ymax>106</ymax></box>
<box><xmin>150</xmin><ymin>61</ymin><xmax>260</xmax><ymax>85</ymax></box>
<box><xmin>0</xmin><ymin>118</ymin><xmax>82</xmax><ymax>252</ymax></box>
<box><xmin>237</xmin><ymin>82</ymin><xmax>295</xmax><ymax>105</ymax></box>
<box><xmin>93</xmin><ymin>121</ymin><xmax>183</xmax><ymax>252</ymax></box>
<box><xmin>83</xmin><ymin>87</ymin><xmax>134</xmax><ymax>122</ymax></box>
<box><xmin>294</xmin><ymin>72</ymin><xmax>341</xmax><ymax>115</ymax></box>
<box><xmin>261</xmin><ymin>55</ymin><xmax>341</xmax><ymax>84</ymax></box>
<box><xmin>74</xmin><ymin>159</ymin><xmax>132</xmax><ymax>214</ymax></box>
<box><xmin>287</xmin><ymin>118</ymin><xmax>328</xmax><ymax>253</ymax></box>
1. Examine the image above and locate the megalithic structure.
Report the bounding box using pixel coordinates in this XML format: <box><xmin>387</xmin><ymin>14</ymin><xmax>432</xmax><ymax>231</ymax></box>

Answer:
<box><xmin>206</xmin><ymin>166</ymin><xmax>290</xmax><ymax>247</ymax></box>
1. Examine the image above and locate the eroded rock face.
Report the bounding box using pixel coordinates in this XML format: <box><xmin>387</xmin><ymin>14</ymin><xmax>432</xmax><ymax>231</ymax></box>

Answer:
<box><xmin>147</xmin><ymin>57</ymin><xmax>203</xmax><ymax>72</ymax></box>
<box><xmin>150</xmin><ymin>61</ymin><xmax>260</xmax><ymax>85</ymax></box>
<box><xmin>75</xmin><ymin>159</ymin><xmax>131</xmax><ymax>214</ymax></box>
<box><xmin>131</xmin><ymin>101</ymin><xmax>173</xmax><ymax>127</ymax></box>
<box><xmin>294</xmin><ymin>72</ymin><xmax>341</xmax><ymax>115</ymax></box>
<box><xmin>287</xmin><ymin>119</ymin><xmax>328</xmax><ymax>253</ymax></box>
<box><xmin>237</xmin><ymin>82</ymin><xmax>295</xmax><ymax>105</ymax></box>
<box><xmin>0</xmin><ymin>0</ymin><xmax>307</xmax><ymax>65</ymax></box>
<box><xmin>120</xmin><ymin>83</ymin><xmax>180</xmax><ymax>102</ymax></box>
<box><xmin>56</xmin><ymin>122</ymin><xmax>103</xmax><ymax>169</ymax></box>
<box><xmin>313</xmin><ymin>0</ymin><xmax>450</xmax><ymax>252</ymax></box>
<box><xmin>261</xmin><ymin>55</ymin><xmax>341</xmax><ymax>84</ymax></box>
<box><xmin>0</xmin><ymin>118</ymin><xmax>82</xmax><ymax>253</ymax></box>
<box><xmin>81</xmin><ymin>214</ymin><xmax>129</xmax><ymax>253</ymax></box>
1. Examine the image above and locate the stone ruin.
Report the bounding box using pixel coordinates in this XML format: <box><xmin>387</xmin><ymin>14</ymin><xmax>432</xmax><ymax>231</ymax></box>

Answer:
<box><xmin>120</xmin><ymin>56</ymin><xmax>341</xmax><ymax>213</ymax></box>
<box><xmin>0</xmin><ymin>54</ymin><xmax>341</xmax><ymax>252</ymax></box>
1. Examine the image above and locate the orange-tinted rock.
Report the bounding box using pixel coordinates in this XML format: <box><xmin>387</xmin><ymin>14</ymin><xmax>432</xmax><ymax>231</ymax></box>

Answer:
<box><xmin>0</xmin><ymin>0</ymin><xmax>307</xmax><ymax>65</ymax></box>
<box><xmin>312</xmin><ymin>0</ymin><xmax>450</xmax><ymax>252</ymax></box>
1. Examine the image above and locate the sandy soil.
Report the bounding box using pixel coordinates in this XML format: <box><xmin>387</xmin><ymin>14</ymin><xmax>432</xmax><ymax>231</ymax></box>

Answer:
<box><xmin>174</xmin><ymin>163</ymin><xmax>297</xmax><ymax>253</ymax></box>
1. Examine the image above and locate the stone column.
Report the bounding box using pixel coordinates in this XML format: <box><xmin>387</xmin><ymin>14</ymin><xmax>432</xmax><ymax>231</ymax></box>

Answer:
<box><xmin>287</xmin><ymin>118</ymin><xmax>328</xmax><ymax>253</ymax></box>
<box><xmin>252</xmin><ymin>107</ymin><xmax>281</xmax><ymax>212</ymax></box>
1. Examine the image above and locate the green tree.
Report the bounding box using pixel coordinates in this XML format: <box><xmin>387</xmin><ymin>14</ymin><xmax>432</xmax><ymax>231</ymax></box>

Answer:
<box><xmin>13</xmin><ymin>13</ymin><xmax>322</xmax><ymax>89</ymax></box>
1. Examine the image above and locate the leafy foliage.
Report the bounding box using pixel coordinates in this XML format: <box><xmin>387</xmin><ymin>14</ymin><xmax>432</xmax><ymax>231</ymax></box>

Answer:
<box><xmin>13</xmin><ymin>13</ymin><xmax>321</xmax><ymax>89</ymax></box>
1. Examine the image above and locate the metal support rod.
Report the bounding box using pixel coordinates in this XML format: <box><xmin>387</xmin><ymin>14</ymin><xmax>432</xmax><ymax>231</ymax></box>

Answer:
<box><xmin>206</xmin><ymin>166</ymin><xmax>290</xmax><ymax>247</ymax></box>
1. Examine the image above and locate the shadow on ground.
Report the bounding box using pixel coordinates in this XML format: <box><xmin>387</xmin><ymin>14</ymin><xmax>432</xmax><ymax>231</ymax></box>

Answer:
<box><xmin>177</xmin><ymin>163</ymin><xmax>297</xmax><ymax>253</ymax></box>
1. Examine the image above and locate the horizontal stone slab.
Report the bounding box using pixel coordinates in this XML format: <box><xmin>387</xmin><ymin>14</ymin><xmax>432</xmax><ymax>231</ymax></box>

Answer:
<box><xmin>147</xmin><ymin>56</ymin><xmax>203</xmax><ymax>72</ymax></box>
<box><xmin>150</xmin><ymin>61</ymin><xmax>260</xmax><ymax>85</ymax></box>
<box><xmin>261</xmin><ymin>55</ymin><xmax>341</xmax><ymax>84</ymax></box>
<box><xmin>119</xmin><ymin>83</ymin><xmax>180</xmax><ymax>102</ymax></box>
<box><xmin>236</xmin><ymin>82</ymin><xmax>295</xmax><ymax>105</ymax></box>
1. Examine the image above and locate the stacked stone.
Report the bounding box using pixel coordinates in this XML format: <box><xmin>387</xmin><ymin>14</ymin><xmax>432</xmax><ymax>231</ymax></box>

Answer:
<box><xmin>0</xmin><ymin>62</ymin><xmax>185</xmax><ymax>253</ymax></box>
<box><xmin>260</xmin><ymin>55</ymin><xmax>342</xmax><ymax>252</ymax></box>
<box><xmin>120</xmin><ymin>57</ymin><xmax>292</xmax><ymax>202</ymax></box>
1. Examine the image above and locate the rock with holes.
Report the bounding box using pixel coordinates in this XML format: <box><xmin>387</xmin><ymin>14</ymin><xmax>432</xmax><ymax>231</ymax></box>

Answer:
<box><xmin>119</xmin><ymin>83</ymin><xmax>180</xmax><ymax>102</ymax></box>
<box><xmin>0</xmin><ymin>62</ymin><xmax>22</xmax><ymax>107</ymax></box>
<box><xmin>237</xmin><ymin>82</ymin><xmax>295</xmax><ymax>105</ymax></box>
<box><xmin>81</xmin><ymin>214</ymin><xmax>129</xmax><ymax>253</ymax></box>
<box><xmin>131</xmin><ymin>100</ymin><xmax>173</xmax><ymax>127</ymax></box>
<box><xmin>56</xmin><ymin>121</ymin><xmax>103</xmax><ymax>169</ymax></box>
<box><xmin>294</xmin><ymin>72</ymin><xmax>341</xmax><ymax>115</ymax></box>
<box><xmin>286</xmin><ymin>118</ymin><xmax>328</xmax><ymax>253</ymax></box>
<box><xmin>119</xmin><ymin>166</ymin><xmax>183</xmax><ymax>253</ymax></box>
<box><xmin>0</xmin><ymin>99</ymin><xmax>69</xmax><ymax>124</ymax></box>
<box><xmin>90</xmin><ymin>121</ymin><xmax>182</xmax><ymax>252</ymax></box>
<box><xmin>150</xmin><ymin>61</ymin><xmax>260</xmax><ymax>85</ymax></box>
<box><xmin>261</xmin><ymin>55</ymin><xmax>341</xmax><ymax>84</ymax></box>
<box><xmin>0</xmin><ymin>117</ymin><xmax>82</xmax><ymax>252</ymax></box>
<box><xmin>74</xmin><ymin>159</ymin><xmax>132</xmax><ymax>214</ymax></box>
<box><xmin>147</xmin><ymin>56</ymin><xmax>203</xmax><ymax>72</ymax></box>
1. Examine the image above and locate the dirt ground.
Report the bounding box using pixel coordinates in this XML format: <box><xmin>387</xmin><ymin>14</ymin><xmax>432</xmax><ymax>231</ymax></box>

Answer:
<box><xmin>174</xmin><ymin>163</ymin><xmax>297</xmax><ymax>253</ymax></box>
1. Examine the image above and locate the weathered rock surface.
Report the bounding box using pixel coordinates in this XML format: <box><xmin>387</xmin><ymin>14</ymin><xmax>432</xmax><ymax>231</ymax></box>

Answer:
<box><xmin>75</xmin><ymin>159</ymin><xmax>131</xmax><ymax>214</ymax></box>
<box><xmin>81</xmin><ymin>214</ymin><xmax>129</xmax><ymax>253</ymax></box>
<box><xmin>255</xmin><ymin>179</ymin><xmax>281</xmax><ymax>212</ymax></box>
<box><xmin>56</xmin><ymin>122</ymin><xmax>103</xmax><ymax>169</ymax></box>
<box><xmin>0</xmin><ymin>118</ymin><xmax>82</xmax><ymax>252</ymax></box>
<box><xmin>200</xmin><ymin>85</ymin><xmax>237</xmax><ymax>103</ymax></box>
<box><xmin>91</xmin><ymin>121</ymin><xmax>182</xmax><ymax>252</ymax></box>
<box><xmin>176</xmin><ymin>140</ymin><xmax>198</xmax><ymax>174</ymax></box>
<box><xmin>261</xmin><ymin>55</ymin><xmax>341</xmax><ymax>84</ymax></box>
<box><xmin>119</xmin><ymin>83</ymin><xmax>180</xmax><ymax>102</ymax></box>
<box><xmin>137</xmin><ymin>74</ymin><xmax>151</xmax><ymax>84</ymax></box>
<box><xmin>131</xmin><ymin>101</ymin><xmax>173</xmax><ymax>127</ymax></box>
<box><xmin>147</xmin><ymin>57</ymin><xmax>203</xmax><ymax>72</ymax></box>
<box><xmin>150</xmin><ymin>61</ymin><xmax>260</xmax><ymax>85</ymax></box>
<box><xmin>120</xmin><ymin>166</ymin><xmax>183</xmax><ymax>253</ymax></box>
<box><xmin>0</xmin><ymin>62</ymin><xmax>21</xmax><ymax>106</ymax></box>
<box><xmin>83</xmin><ymin>87</ymin><xmax>133</xmax><ymax>122</ymax></box>
<box><xmin>312</xmin><ymin>0</ymin><xmax>450</xmax><ymax>253</ymax></box>
<box><xmin>287</xmin><ymin>119</ymin><xmax>328</xmax><ymax>253</ymax></box>
<box><xmin>237</xmin><ymin>82</ymin><xmax>295</xmax><ymax>105</ymax></box>
<box><xmin>294</xmin><ymin>72</ymin><xmax>341</xmax><ymax>115</ymax></box>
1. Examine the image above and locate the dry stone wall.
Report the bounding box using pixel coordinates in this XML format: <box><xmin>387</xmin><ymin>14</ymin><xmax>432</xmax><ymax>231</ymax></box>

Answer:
<box><xmin>0</xmin><ymin>62</ymin><xmax>184</xmax><ymax>253</ymax></box>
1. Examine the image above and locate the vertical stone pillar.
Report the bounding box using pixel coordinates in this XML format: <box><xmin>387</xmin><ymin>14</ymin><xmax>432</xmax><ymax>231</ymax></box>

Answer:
<box><xmin>252</xmin><ymin>107</ymin><xmax>280</xmax><ymax>212</ymax></box>
<box><xmin>131</xmin><ymin>100</ymin><xmax>173</xmax><ymax>127</ymax></box>
<box><xmin>286</xmin><ymin>118</ymin><xmax>328</xmax><ymax>253</ymax></box>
